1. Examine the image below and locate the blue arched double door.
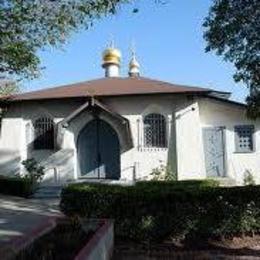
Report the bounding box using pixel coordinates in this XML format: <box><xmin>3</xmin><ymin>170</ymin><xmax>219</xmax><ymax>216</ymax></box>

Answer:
<box><xmin>77</xmin><ymin>118</ymin><xmax>120</xmax><ymax>179</ymax></box>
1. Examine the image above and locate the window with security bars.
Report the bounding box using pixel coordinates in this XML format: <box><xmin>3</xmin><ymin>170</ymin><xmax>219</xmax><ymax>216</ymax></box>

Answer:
<box><xmin>235</xmin><ymin>125</ymin><xmax>254</xmax><ymax>153</ymax></box>
<box><xmin>143</xmin><ymin>113</ymin><xmax>167</xmax><ymax>148</ymax></box>
<box><xmin>33</xmin><ymin>117</ymin><xmax>54</xmax><ymax>150</ymax></box>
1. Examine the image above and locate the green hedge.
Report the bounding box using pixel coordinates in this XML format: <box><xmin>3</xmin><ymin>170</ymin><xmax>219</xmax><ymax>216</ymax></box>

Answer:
<box><xmin>0</xmin><ymin>175</ymin><xmax>35</xmax><ymax>197</ymax></box>
<box><xmin>60</xmin><ymin>180</ymin><xmax>260</xmax><ymax>242</ymax></box>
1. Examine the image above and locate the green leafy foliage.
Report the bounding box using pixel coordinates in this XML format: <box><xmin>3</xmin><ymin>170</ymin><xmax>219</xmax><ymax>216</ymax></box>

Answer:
<box><xmin>150</xmin><ymin>163</ymin><xmax>177</xmax><ymax>181</ymax></box>
<box><xmin>0</xmin><ymin>158</ymin><xmax>45</xmax><ymax>197</ymax></box>
<box><xmin>0</xmin><ymin>0</ymin><xmax>127</xmax><ymax>79</ymax></box>
<box><xmin>60</xmin><ymin>180</ymin><xmax>260</xmax><ymax>242</ymax></box>
<box><xmin>246</xmin><ymin>92</ymin><xmax>260</xmax><ymax>118</ymax></box>
<box><xmin>22</xmin><ymin>158</ymin><xmax>45</xmax><ymax>182</ymax></box>
<box><xmin>0</xmin><ymin>77</ymin><xmax>19</xmax><ymax>96</ymax></box>
<box><xmin>0</xmin><ymin>158</ymin><xmax>44</xmax><ymax>197</ymax></box>
<box><xmin>204</xmin><ymin>0</ymin><xmax>260</xmax><ymax>117</ymax></box>
<box><xmin>0</xmin><ymin>175</ymin><xmax>35</xmax><ymax>197</ymax></box>
<box><xmin>243</xmin><ymin>169</ymin><xmax>256</xmax><ymax>186</ymax></box>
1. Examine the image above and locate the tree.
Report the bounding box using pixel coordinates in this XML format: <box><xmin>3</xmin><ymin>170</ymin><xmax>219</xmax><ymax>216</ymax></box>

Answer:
<box><xmin>203</xmin><ymin>0</ymin><xmax>260</xmax><ymax>117</ymax></box>
<box><xmin>0</xmin><ymin>0</ymin><xmax>125</xmax><ymax>79</ymax></box>
<box><xmin>0</xmin><ymin>77</ymin><xmax>19</xmax><ymax>96</ymax></box>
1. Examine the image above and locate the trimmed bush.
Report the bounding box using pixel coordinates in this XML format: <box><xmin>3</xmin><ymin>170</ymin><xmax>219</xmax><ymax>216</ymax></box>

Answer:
<box><xmin>60</xmin><ymin>180</ymin><xmax>260</xmax><ymax>242</ymax></box>
<box><xmin>0</xmin><ymin>175</ymin><xmax>35</xmax><ymax>197</ymax></box>
<box><xmin>135</xmin><ymin>179</ymin><xmax>219</xmax><ymax>190</ymax></box>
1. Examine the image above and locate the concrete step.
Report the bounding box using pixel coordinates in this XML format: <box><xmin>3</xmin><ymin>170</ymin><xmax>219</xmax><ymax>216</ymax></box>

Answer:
<box><xmin>32</xmin><ymin>194</ymin><xmax>60</xmax><ymax>199</ymax></box>
<box><xmin>32</xmin><ymin>185</ymin><xmax>63</xmax><ymax>199</ymax></box>
<box><xmin>37</xmin><ymin>185</ymin><xmax>63</xmax><ymax>190</ymax></box>
<box><xmin>211</xmin><ymin>178</ymin><xmax>237</xmax><ymax>187</ymax></box>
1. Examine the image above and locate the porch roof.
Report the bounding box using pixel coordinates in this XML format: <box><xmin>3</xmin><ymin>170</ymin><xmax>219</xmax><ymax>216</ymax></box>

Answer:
<box><xmin>57</xmin><ymin>98</ymin><xmax>133</xmax><ymax>152</ymax></box>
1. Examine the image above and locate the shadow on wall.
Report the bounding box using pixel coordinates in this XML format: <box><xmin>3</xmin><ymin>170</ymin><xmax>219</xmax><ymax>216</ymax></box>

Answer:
<box><xmin>22</xmin><ymin>103</ymin><xmax>134</xmax><ymax>183</ymax></box>
<box><xmin>29</xmin><ymin>149</ymin><xmax>75</xmax><ymax>185</ymax></box>
<box><xmin>167</xmin><ymin>114</ymin><xmax>177</xmax><ymax>180</ymax></box>
<box><xmin>0</xmin><ymin>150</ymin><xmax>21</xmax><ymax>176</ymax></box>
<box><xmin>25</xmin><ymin>124</ymin><xmax>75</xmax><ymax>184</ymax></box>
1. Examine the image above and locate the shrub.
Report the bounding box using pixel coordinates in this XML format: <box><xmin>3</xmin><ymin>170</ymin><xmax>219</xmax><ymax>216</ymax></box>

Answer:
<box><xmin>0</xmin><ymin>158</ymin><xmax>45</xmax><ymax>197</ymax></box>
<box><xmin>22</xmin><ymin>158</ymin><xmax>45</xmax><ymax>182</ymax></box>
<box><xmin>243</xmin><ymin>169</ymin><xmax>256</xmax><ymax>186</ymax></box>
<box><xmin>150</xmin><ymin>163</ymin><xmax>176</xmax><ymax>181</ymax></box>
<box><xmin>0</xmin><ymin>175</ymin><xmax>35</xmax><ymax>197</ymax></box>
<box><xmin>136</xmin><ymin>179</ymin><xmax>219</xmax><ymax>190</ymax></box>
<box><xmin>60</xmin><ymin>181</ymin><xmax>260</xmax><ymax>243</ymax></box>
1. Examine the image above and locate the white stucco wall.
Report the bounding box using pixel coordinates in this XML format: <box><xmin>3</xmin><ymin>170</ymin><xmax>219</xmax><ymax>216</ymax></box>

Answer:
<box><xmin>199</xmin><ymin>98</ymin><xmax>260</xmax><ymax>185</ymax></box>
<box><xmin>1</xmin><ymin>94</ymin><xmax>259</xmax><ymax>186</ymax></box>
<box><xmin>0</xmin><ymin>104</ymin><xmax>23</xmax><ymax>175</ymax></box>
<box><xmin>175</xmin><ymin>101</ymin><xmax>205</xmax><ymax>180</ymax></box>
<box><xmin>104</xmin><ymin>95</ymin><xmax>184</xmax><ymax>180</ymax></box>
<box><xmin>0</xmin><ymin>95</ymin><xmax>186</xmax><ymax>183</ymax></box>
<box><xmin>0</xmin><ymin>100</ymin><xmax>82</xmax><ymax>183</ymax></box>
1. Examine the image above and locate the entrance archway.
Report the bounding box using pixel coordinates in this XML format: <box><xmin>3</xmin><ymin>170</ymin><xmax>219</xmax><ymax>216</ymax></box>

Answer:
<box><xmin>77</xmin><ymin>118</ymin><xmax>120</xmax><ymax>179</ymax></box>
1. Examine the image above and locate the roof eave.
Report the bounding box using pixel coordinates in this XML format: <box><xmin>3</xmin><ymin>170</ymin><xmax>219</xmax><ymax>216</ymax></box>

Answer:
<box><xmin>202</xmin><ymin>95</ymin><xmax>247</xmax><ymax>108</ymax></box>
<box><xmin>1</xmin><ymin>90</ymin><xmax>213</xmax><ymax>103</ymax></box>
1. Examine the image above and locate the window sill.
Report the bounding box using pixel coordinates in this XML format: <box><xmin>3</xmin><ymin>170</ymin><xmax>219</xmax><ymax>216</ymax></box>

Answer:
<box><xmin>233</xmin><ymin>151</ymin><xmax>255</xmax><ymax>154</ymax></box>
<box><xmin>138</xmin><ymin>147</ymin><xmax>168</xmax><ymax>152</ymax></box>
<box><xmin>32</xmin><ymin>149</ymin><xmax>55</xmax><ymax>152</ymax></box>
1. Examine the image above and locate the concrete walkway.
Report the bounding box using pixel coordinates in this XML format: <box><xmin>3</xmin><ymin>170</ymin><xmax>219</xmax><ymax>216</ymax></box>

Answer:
<box><xmin>0</xmin><ymin>195</ymin><xmax>61</xmax><ymax>245</ymax></box>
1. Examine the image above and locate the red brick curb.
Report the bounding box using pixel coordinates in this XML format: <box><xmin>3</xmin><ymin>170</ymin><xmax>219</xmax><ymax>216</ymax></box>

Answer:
<box><xmin>0</xmin><ymin>216</ymin><xmax>113</xmax><ymax>260</ymax></box>
<box><xmin>0</xmin><ymin>215</ymin><xmax>63</xmax><ymax>260</ymax></box>
<box><xmin>75</xmin><ymin>219</ymin><xmax>114</xmax><ymax>260</ymax></box>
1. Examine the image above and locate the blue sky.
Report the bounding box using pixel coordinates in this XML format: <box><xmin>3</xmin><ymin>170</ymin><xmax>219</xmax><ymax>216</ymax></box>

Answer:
<box><xmin>24</xmin><ymin>0</ymin><xmax>248</xmax><ymax>102</ymax></box>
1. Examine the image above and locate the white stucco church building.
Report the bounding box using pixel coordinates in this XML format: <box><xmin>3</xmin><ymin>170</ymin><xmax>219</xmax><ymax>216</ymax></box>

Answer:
<box><xmin>0</xmin><ymin>46</ymin><xmax>259</xmax><ymax>185</ymax></box>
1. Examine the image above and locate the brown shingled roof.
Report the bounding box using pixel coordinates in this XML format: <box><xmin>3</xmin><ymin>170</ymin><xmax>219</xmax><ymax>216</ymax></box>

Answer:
<box><xmin>7</xmin><ymin>77</ymin><xmax>216</xmax><ymax>101</ymax></box>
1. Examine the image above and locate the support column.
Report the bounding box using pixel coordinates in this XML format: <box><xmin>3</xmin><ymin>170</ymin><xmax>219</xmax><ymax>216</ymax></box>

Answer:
<box><xmin>167</xmin><ymin>112</ymin><xmax>178</xmax><ymax>180</ymax></box>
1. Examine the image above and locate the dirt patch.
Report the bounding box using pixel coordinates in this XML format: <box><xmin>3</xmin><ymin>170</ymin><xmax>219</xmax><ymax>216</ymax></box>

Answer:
<box><xmin>113</xmin><ymin>236</ymin><xmax>260</xmax><ymax>259</ymax></box>
<box><xmin>208</xmin><ymin>236</ymin><xmax>260</xmax><ymax>250</ymax></box>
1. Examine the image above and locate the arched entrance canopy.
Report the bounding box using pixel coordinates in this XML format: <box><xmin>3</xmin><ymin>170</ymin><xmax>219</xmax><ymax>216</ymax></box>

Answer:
<box><xmin>57</xmin><ymin>98</ymin><xmax>133</xmax><ymax>152</ymax></box>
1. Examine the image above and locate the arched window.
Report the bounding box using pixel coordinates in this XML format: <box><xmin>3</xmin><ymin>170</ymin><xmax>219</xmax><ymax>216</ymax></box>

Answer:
<box><xmin>143</xmin><ymin>113</ymin><xmax>167</xmax><ymax>148</ymax></box>
<box><xmin>33</xmin><ymin>117</ymin><xmax>54</xmax><ymax>150</ymax></box>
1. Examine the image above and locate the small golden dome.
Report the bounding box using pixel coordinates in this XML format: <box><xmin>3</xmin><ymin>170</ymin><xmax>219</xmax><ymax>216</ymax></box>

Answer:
<box><xmin>102</xmin><ymin>47</ymin><xmax>121</xmax><ymax>67</ymax></box>
<box><xmin>129</xmin><ymin>56</ymin><xmax>140</xmax><ymax>69</ymax></box>
<box><xmin>128</xmin><ymin>54</ymin><xmax>140</xmax><ymax>77</ymax></box>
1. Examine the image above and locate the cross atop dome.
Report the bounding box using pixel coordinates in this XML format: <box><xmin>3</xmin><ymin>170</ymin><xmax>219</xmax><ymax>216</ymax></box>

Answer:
<box><xmin>128</xmin><ymin>44</ymin><xmax>140</xmax><ymax>77</ymax></box>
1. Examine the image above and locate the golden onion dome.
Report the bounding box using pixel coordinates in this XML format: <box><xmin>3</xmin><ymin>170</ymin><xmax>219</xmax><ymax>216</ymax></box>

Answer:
<box><xmin>102</xmin><ymin>47</ymin><xmax>121</xmax><ymax>67</ymax></box>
